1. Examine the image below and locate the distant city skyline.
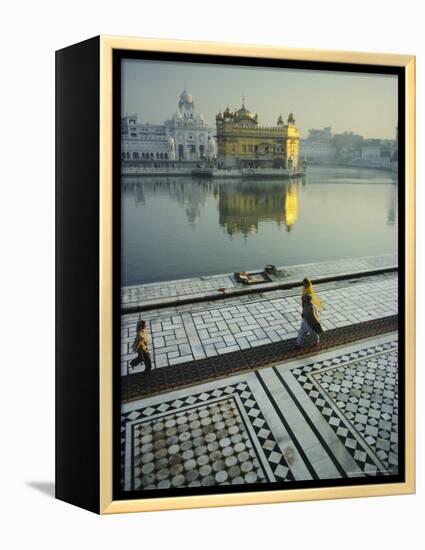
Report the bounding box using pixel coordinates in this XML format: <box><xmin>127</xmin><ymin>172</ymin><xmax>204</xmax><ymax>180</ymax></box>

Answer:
<box><xmin>122</xmin><ymin>59</ymin><xmax>398</xmax><ymax>140</ymax></box>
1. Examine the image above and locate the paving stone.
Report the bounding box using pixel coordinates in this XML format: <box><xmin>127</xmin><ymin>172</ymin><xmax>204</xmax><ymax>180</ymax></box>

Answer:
<box><xmin>121</xmin><ymin>334</ymin><xmax>399</xmax><ymax>493</ymax></box>
<box><xmin>121</xmin><ymin>272</ymin><xmax>397</xmax><ymax>372</ymax></box>
<box><xmin>122</xmin><ymin>315</ymin><xmax>397</xmax><ymax>402</ymax></box>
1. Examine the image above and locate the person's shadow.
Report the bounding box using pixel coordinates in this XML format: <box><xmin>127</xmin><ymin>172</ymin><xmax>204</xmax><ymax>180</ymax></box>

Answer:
<box><xmin>26</xmin><ymin>481</ymin><xmax>55</xmax><ymax>498</ymax></box>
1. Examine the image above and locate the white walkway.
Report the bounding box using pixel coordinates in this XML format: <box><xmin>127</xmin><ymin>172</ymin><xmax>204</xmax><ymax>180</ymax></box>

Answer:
<box><xmin>121</xmin><ymin>272</ymin><xmax>397</xmax><ymax>375</ymax></box>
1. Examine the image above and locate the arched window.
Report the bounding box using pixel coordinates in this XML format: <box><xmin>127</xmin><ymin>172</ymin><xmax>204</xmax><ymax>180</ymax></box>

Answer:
<box><xmin>122</xmin><ymin>152</ymin><xmax>125</xmax><ymax>160</ymax></box>
<box><xmin>133</xmin><ymin>152</ymin><xmax>139</xmax><ymax>159</ymax></box>
<box><xmin>164</xmin><ymin>153</ymin><xmax>168</xmax><ymax>160</ymax></box>
<box><xmin>126</xmin><ymin>152</ymin><xmax>131</xmax><ymax>159</ymax></box>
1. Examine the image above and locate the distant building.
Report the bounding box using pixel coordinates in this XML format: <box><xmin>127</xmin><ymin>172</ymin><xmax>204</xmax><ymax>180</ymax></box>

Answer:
<box><xmin>215</xmin><ymin>102</ymin><xmax>300</xmax><ymax>169</ymax></box>
<box><xmin>361</xmin><ymin>139</ymin><xmax>383</xmax><ymax>160</ymax></box>
<box><xmin>121</xmin><ymin>115</ymin><xmax>176</xmax><ymax>162</ymax></box>
<box><xmin>359</xmin><ymin>138</ymin><xmax>395</xmax><ymax>168</ymax></box>
<box><xmin>121</xmin><ymin>87</ymin><xmax>216</xmax><ymax>163</ymax></box>
<box><xmin>299</xmin><ymin>127</ymin><xmax>337</xmax><ymax>163</ymax></box>
<box><xmin>164</xmin><ymin>88</ymin><xmax>216</xmax><ymax>161</ymax></box>
<box><xmin>307</xmin><ymin>127</ymin><xmax>333</xmax><ymax>141</ymax></box>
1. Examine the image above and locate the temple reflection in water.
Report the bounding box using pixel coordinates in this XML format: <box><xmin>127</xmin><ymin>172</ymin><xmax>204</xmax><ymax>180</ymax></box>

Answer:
<box><xmin>121</xmin><ymin>166</ymin><xmax>397</xmax><ymax>286</ymax></box>
<box><xmin>123</xmin><ymin>177</ymin><xmax>300</xmax><ymax>236</ymax></box>
<box><xmin>218</xmin><ymin>180</ymin><xmax>300</xmax><ymax>236</ymax></box>
<box><xmin>123</xmin><ymin>177</ymin><xmax>217</xmax><ymax>225</ymax></box>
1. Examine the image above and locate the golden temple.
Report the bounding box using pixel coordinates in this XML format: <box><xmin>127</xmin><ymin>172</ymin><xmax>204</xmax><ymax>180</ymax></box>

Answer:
<box><xmin>215</xmin><ymin>100</ymin><xmax>300</xmax><ymax>170</ymax></box>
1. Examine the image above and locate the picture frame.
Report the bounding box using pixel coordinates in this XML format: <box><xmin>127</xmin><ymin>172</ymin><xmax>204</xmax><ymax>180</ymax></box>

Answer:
<box><xmin>55</xmin><ymin>35</ymin><xmax>415</xmax><ymax>514</ymax></box>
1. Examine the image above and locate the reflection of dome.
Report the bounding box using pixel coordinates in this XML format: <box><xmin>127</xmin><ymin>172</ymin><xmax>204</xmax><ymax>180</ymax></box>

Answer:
<box><xmin>172</xmin><ymin>110</ymin><xmax>182</xmax><ymax>120</ymax></box>
<box><xmin>219</xmin><ymin>181</ymin><xmax>288</xmax><ymax>237</ymax></box>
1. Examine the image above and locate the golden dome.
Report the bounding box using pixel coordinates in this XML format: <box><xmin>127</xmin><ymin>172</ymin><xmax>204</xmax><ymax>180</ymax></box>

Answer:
<box><xmin>234</xmin><ymin>101</ymin><xmax>257</xmax><ymax>124</ymax></box>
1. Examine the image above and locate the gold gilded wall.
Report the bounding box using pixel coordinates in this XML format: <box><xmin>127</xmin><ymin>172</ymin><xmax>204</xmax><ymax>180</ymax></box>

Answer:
<box><xmin>216</xmin><ymin>106</ymin><xmax>300</xmax><ymax>169</ymax></box>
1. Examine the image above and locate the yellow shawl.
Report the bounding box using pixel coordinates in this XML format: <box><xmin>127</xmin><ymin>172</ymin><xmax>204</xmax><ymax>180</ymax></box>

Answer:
<box><xmin>303</xmin><ymin>278</ymin><xmax>324</xmax><ymax>311</ymax></box>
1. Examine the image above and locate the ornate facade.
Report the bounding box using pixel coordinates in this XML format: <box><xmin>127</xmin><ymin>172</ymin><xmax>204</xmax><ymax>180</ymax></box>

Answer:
<box><xmin>164</xmin><ymin>88</ymin><xmax>216</xmax><ymax>161</ymax></box>
<box><xmin>215</xmin><ymin>102</ymin><xmax>300</xmax><ymax>169</ymax></box>
<box><xmin>121</xmin><ymin>115</ymin><xmax>176</xmax><ymax>161</ymax></box>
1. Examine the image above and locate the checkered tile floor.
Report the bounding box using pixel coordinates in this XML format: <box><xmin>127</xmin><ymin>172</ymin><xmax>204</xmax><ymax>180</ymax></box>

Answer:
<box><xmin>122</xmin><ymin>383</ymin><xmax>293</xmax><ymax>490</ymax></box>
<box><xmin>292</xmin><ymin>340</ymin><xmax>398</xmax><ymax>475</ymax></box>
<box><xmin>121</xmin><ymin>333</ymin><xmax>399</xmax><ymax>491</ymax></box>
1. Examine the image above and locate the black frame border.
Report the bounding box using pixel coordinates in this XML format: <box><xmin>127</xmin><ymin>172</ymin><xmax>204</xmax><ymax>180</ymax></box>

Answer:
<box><xmin>112</xmin><ymin>49</ymin><xmax>406</xmax><ymax>502</ymax></box>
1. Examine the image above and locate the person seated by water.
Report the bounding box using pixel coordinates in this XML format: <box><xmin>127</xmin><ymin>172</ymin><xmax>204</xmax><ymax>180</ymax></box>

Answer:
<box><xmin>296</xmin><ymin>277</ymin><xmax>324</xmax><ymax>349</ymax></box>
<box><xmin>130</xmin><ymin>320</ymin><xmax>152</xmax><ymax>373</ymax></box>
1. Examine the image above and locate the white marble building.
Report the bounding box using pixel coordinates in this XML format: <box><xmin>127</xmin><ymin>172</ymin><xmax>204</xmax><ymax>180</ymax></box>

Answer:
<box><xmin>121</xmin><ymin>115</ymin><xmax>176</xmax><ymax>161</ymax></box>
<box><xmin>299</xmin><ymin>127</ymin><xmax>337</xmax><ymax>163</ymax></box>
<box><xmin>164</xmin><ymin>88</ymin><xmax>216</xmax><ymax>161</ymax></box>
<box><xmin>361</xmin><ymin>140</ymin><xmax>383</xmax><ymax>160</ymax></box>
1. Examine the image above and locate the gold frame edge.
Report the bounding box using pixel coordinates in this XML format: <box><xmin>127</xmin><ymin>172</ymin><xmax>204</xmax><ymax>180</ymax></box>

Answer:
<box><xmin>98</xmin><ymin>36</ymin><xmax>416</xmax><ymax>515</ymax></box>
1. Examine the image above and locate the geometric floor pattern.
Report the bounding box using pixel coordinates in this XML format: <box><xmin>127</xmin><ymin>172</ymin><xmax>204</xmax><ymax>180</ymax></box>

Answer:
<box><xmin>121</xmin><ymin>334</ymin><xmax>399</xmax><ymax>491</ymax></box>
<box><xmin>121</xmin><ymin>382</ymin><xmax>294</xmax><ymax>491</ymax></box>
<box><xmin>291</xmin><ymin>339</ymin><xmax>398</xmax><ymax>476</ymax></box>
<box><xmin>121</xmin><ymin>272</ymin><xmax>397</xmax><ymax>374</ymax></box>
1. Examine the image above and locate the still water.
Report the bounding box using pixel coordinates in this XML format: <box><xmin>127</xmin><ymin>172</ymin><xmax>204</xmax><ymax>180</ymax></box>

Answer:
<box><xmin>121</xmin><ymin>166</ymin><xmax>398</xmax><ymax>286</ymax></box>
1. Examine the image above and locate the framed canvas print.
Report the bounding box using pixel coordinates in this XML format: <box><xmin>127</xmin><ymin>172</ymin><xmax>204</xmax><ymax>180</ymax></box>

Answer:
<box><xmin>55</xmin><ymin>36</ymin><xmax>415</xmax><ymax>514</ymax></box>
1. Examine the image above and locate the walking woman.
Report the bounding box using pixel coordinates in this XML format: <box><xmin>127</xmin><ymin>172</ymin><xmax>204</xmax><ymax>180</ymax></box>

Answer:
<box><xmin>130</xmin><ymin>320</ymin><xmax>152</xmax><ymax>373</ymax></box>
<box><xmin>296</xmin><ymin>277</ymin><xmax>324</xmax><ymax>349</ymax></box>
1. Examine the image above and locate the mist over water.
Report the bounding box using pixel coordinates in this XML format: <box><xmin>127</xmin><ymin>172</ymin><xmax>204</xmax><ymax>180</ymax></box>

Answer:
<box><xmin>121</xmin><ymin>166</ymin><xmax>398</xmax><ymax>286</ymax></box>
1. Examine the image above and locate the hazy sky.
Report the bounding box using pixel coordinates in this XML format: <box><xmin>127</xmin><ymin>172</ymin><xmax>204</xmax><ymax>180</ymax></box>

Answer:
<box><xmin>122</xmin><ymin>58</ymin><xmax>398</xmax><ymax>139</ymax></box>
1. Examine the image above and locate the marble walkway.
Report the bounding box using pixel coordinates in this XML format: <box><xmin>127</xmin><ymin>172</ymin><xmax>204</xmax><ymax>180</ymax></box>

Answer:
<box><xmin>121</xmin><ymin>253</ymin><xmax>397</xmax><ymax>311</ymax></box>
<box><xmin>121</xmin><ymin>333</ymin><xmax>399</xmax><ymax>490</ymax></box>
<box><xmin>121</xmin><ymin>271</ymin><xmax>397</xmax><ymax>376</ymax></box>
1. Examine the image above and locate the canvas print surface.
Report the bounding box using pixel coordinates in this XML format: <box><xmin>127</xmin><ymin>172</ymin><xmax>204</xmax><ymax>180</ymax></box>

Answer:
<box><xmin>118</xmin><ymin>57</ymin><xmax>399</xmax><ymax>495</ymax></box>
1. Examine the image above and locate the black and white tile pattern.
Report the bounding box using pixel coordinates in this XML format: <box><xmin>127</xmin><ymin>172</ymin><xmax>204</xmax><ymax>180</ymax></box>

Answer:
<box><xmin>121</xmin><ymin>272</ymin><xmax>397</xmax><ymax>374</ymax></box>
<box><xmin>121</xmin><ymin>382</ymin><xmax>294</xmax><ymax>491</ymax></box>
<box><xmin>121</xmin><ymin>334</ymin><xmax>399</xmax><ymax>490</ymax></box>
<box><xmin>291</xmin><ymin>339</ymin><xmax>398</xmax><ymax>475</ymax></box>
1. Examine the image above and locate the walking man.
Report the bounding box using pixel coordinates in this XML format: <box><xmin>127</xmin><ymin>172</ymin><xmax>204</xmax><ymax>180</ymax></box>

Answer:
<box><xmin>130</xmin><ymin>320</ymin><xmax>152</xmax><ymax>373</ymax></box>
<box><xmin>296</xmin><ymin>278</ymin><xmax>324</xmax><ymax>349</ymax></box>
